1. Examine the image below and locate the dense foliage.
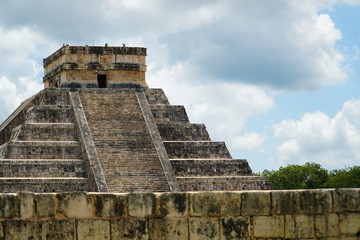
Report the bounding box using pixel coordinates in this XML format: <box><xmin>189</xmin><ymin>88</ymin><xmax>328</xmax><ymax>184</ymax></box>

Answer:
<box><xmin>261</xmin><ymin>163</ymin><xmax>360</xmax><ymax>189</ymax></box>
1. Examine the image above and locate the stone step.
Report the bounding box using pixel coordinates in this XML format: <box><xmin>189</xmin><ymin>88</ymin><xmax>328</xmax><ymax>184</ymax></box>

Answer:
<box><xmin>26</xmin><ymin>105</ymin><xmax>73</xmax><ymax>123</ymax></box>
<box><xmin>0</xmin><ymin>159</ymin><xmax>85</xmax><ymax>177</ymax></box>
<box><xmin>79</xmin><ymin>91</ymin><xmax>171</xmax><ymax>192</ymax></box>
<box><xmin>40</xmin><ymin>89</ymin><xmax>70</xmax><ymax>105</ymax></box>
<box><xmin>145</xmin><ymin>88</ymin><xmax>170</xmax><ymax>105</ymax></box>
<box><xmin>150</xmin><ymin>105</ymin><xmax>189</xmax><ymax>124</ymax></box>
<box><xmin>176</xmin><ymin>176</ymin><xmax>272</xmax><ymax>191</ymax></box>
<box><xmin>163</xmin><ymin>141</ymin><xmax>232</xmax><ymax>159</ymax></box>
<box><xmin>0</xmin><ymin>141</ymin><xmax>81</xmax><ymax>159</ymax></box>
<box><xmin>0</xmin><ymin>177</ymin><xmax>89</xmax><ymax>193</ymax></box>
<box><xmin>170</xmin><ymin>159</ymin><xmax>253</xmax><ymax>177</ymax></box>
<box><xmin>157</xmin><ymin>123</ymin><xmax>210</xmax><ymax>141</ymax></box>
<box><xmin>11</xmin><ymin>123</ymin><xmax>76</xmax><ymax>141</ymax></box>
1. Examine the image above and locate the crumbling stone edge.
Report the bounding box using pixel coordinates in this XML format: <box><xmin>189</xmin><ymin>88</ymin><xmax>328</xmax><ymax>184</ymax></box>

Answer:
<box><xmin>0</xmin><ymin>189</ymin><xmax>358</xmax><ymax>239</ymax></box>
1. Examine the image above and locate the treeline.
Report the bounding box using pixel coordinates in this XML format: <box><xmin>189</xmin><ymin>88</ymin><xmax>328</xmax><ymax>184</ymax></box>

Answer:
<box><xmin>260</xmin><ymin>162</ymin><xmax>360</xmax><ymax>189</ymax></box>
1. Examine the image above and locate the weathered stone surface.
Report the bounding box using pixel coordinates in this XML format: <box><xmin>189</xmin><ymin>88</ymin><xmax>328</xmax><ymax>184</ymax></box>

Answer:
<box><xmin>111</xmin><ymin>219</ymin><xmax>149</xmax><ymax>240</ymax></box>
<box><xmin>149</xmin><ymin>218</ymin><xmax>188</xmax><ymax>240</ymax></box>
<box><xmin>333</xmin><ymin>188</ymin><xmax>360</xmax><ymax>212</ymax></box>
<box><xmin>0</xmin><ymin>222</ymin><xmax>3</xmax><ymax>239</ymax></box>
<box><xmin>253</xmin><ymin>216</ymin><xmax>284</xmax><ymax>238</ymax></box>
<box><xmin>189</xmin><ymin>217</ymin><xmax>219</xmax><ymax>240</ymax></box>
<box><xmin>4</xmin><ymin>221</ymin><xmax>40</xmax><ymax>240</ymax></box>
<box><xmin>128</xmin><ymin>193</ymin><xmax>156</xmax><ymax>218</ymax></box>
<box><xmin>220</xmin><ymin>217</ymin><xmax>249</xmax><ymax>240</ymax></box>
<box><xmin>178</xmin><ymin>176</ymin><xmax>271</xmax><ymax>191</ymax></box>
<box><xmin>164</xmin><ymin>141</ymin><xmax>231</xmax><ymax>159</ymax></box>
<box><xmin>56</xmin><ymin>192</ymin><xmax>93</xmax><ymax>219</ymax></box>
<box><xmin>315</xmin><ymin>213</ymin><xmax>339</xmax><ymax>238</ymax></box>
<box><xmin>0</xmin><ymin>191</ymin><xmax>356</xmax><ymax>239</ymax></box>
<box><xmin>79</xmin><ymin>90</ymin><xmax>170</xmax><ymax>192</ymax></box>
<box><xmin>241</xmin><ymin>191</ymin><xmax>270</xmax><ymax>216</ymax></box>
<box><xmin>190</xmin><ymin>192</ymin><xmax>221</xmax><ymax>217</ymax></box>
<box><xmin>77</xmin><ymin>220</ymin><xmax>110</xmax><ymax>240</ymax></box>
<box><xmin>150</xmin><ymin>105</ymin><xmax>189</xmax><ymax>124</ymax></box>
<box><xmin>285</xmin><ymin>214</ymin><xmax>315</xmax><ymax>238</ymax></box>
<box><xmin>145</xmin><ymin>88</ymin><xmax>170</xmax><ymax>105</ymax></box>
<box><xmin>0</xmin><ymin>194</ymin><xmax>15</xmax><ymax>218</ymax></box>
<box><xmin>15</xmin><ymin>192</ymin><xmax>35</xmax><ymax>220</ymax></box>
<box><xmin>92</xmin><ymin>193</ymin><xmax>126</xmax><ymax>218</ymax></box>
<box><xmin>41</xmin><ymin>220</ymin><xmax>76</xmax><ymax>240</ymax></box>
<box><xmin>157</xmin><ymin>123</ymin><xmax>210</xmax><ymax>141</ymax></box>
<box><xmin>339</xmin><ymin>213</ymin><xmax>360</xmax><ymax>236</ymax></box>
<box><xmin>272</xmin><ymin>190</ymin><xmax>332</xmax><ymax>215</ymax></box>
<box><xmin>171</xmin><ymin>159</ymin><xmax>253</xmax><ymax>177</ymax></box>
<box><xmin>35</xmin><ymin>194</ymin><xmax>56</xmax><ymax>218</ymax></box>
<box><xmin>221</xmin><ymin>192</ymin><xmax>241</xmax><ymax>216</ymax></box>
<box><xmin>158</xmin><ymin>192</ymin><xmax>188</xmax><ymax>217</ymax></box>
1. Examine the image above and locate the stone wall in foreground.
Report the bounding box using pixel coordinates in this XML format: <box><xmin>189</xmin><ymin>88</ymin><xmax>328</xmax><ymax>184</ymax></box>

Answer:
<box><xmin>0</xmin><ymin>189</ymin><xmax>358</xmax><ymax>239</ymax></box>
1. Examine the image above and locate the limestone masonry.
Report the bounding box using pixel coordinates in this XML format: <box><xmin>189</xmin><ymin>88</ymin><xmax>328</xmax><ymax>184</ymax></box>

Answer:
<box><xmin>0</xmin><ymin>45</ymin><xmax>270</xmax><ymax>192</ymax></box>
<box><xmin>0</xmin><ymin>189</ymin><xmax>358</xmax><ymax>239</ymax></box>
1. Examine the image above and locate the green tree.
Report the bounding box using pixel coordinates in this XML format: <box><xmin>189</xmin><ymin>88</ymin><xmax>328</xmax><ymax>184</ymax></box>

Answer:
<box><xmin>262</xmin><ymin>162</ymin><xmax>329</xmax><ymax>189</ymax></box>
<box><xmin>325</xmin><ymin>166</ymin><xmax>360</xmax><ymax>188</ymax></box>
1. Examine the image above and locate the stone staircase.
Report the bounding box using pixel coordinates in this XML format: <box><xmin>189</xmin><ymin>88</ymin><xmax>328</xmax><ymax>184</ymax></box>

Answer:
<box><xmin>145</xmin><ymin>88</ymin><xmax>271</xmax><ymax>191</ymax></box>
<box><xmin>0</xmin><ymin>89</ymin><xmax>89</xmax><ymax>192</ymax></box>
<box><xmin>78</xmin><ymin>89</ymin><xmax>170</xmax><ymax>192</ymax></box>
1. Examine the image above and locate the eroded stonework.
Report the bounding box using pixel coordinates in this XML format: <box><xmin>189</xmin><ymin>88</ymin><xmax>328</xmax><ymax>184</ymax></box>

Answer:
<box><xmin>0</xmin><ymin>45</ymin><xmax>270</xmax><ymax>192</ymax></box>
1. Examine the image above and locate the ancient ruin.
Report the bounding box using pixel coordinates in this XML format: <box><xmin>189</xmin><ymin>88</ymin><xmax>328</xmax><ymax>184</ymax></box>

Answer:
<box><xmin>0</xmin><ymin>45</ymin><xmax>358</xmax><ymax>240</ymax></box>
<box><xmin>0</xmin><ymin>45</ymin><xmax>270</xmax><ymax>193</ymax></box>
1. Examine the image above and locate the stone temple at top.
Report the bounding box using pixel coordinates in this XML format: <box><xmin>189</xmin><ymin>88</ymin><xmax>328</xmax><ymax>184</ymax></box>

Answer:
<box><xmin>0</xmin><ymin>45</ymin><xmax>270</xmax><ymax>192</ymax></box>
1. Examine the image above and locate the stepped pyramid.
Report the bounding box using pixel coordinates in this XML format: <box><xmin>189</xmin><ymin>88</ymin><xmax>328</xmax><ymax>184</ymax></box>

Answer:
<box><xmin>0</xmin><ymin>45</ymin><xmax>270</xmax><ymax>192</ymax></box>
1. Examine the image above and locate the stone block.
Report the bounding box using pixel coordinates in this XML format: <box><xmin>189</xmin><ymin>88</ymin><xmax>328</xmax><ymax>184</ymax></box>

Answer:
<box><xmin>77</xmin><ymin>220</ymin><xmax>110</xmax><ymax>240</ymax></box>
<box><xmin>0</xmin><ymin>222</ymin><xmax>3</xmax><ymax>239</ymax></box>
<box><xmin>149</xmin><ymin>218</ymin><xmax>188</xmax><ymax>240</ymax></box>
<box><xmin>333</xmin><ymin>188</ymin><xmax>360</xmax><ymax>212</ymax></box>
<box><xmin>111</xmin><ymin>219</ymin><xmax>149</xmax><ymax>240</ymax></box>
<box><xmin>164</xmin><ymin>141</ymin><xmax>231</xmax><ymax>159</ymax></box>
<box><xmin>56</xmin><ymin>192</ymin><xmax>93</xmax><ymax>219</ymax></box>
<box><xmin>41</xmin><ymin>220</ymin><xmax>76</xmax><ymax>239</ymax></box>
<box><xmin>298</xmin><ymin>189</ymin><xmax>333</xmax><ymax>214</ymax></box>
<box><xmin>35</xmin><ymin>193</ymin><xmax>56</xmax><ymax>218</ymax></box>
<box><xmin>315</xmin><ymin>213</ymin><xmax>339</xmax><ymax>238</ymax></box>
<box><xmin>92</xmin><ymin>193</ymin><xmax>126</xmax><ymax>218</ymax></box>
<box><xmin>339</xmin><ymin>213</ymin><xmax>360</xmax><ymax>236</ymax></box>
<box><xmin>220</xmin><ymin>217</ymin><xmax>249</xmax><ymax>240</ymax></box>
<box><xmin>253</xmin><ymin>216</ymin><xmax>284</xmax><ymax>238</ymax></box>
<box><xmin>128</xmin><ymin>193</ymin><xmax>156</xmax><ymax>218</ymax></box>
<box><xmin>272</xmin><ymin>189</ymin><xmax>332</xmax><ymax>215</ymax></box>
<box><xmin>221</xmin><ymin>192</ymin><xmax>241</xmax><ymax>216</ymax></box>
<box><xmin>4</xmin><ymin>220</ymin><xmax>40</xmax><ymax>240</ymax></box>
<box><xmin>190</xmin><ymin>192</ymin><xmax>221</xmax><ymax>217</ymax></box>
<box><xmin>15</xmin><ymin>192</ymin><xmax>35</xmax><ymax>220</ymax></box>
<box><xmin>0</xmin><ymin>194</ymin><xmax>15</xmax><ymax>218</ymax></box>
<box><xmin>158</xmin><ymin>192</ymin><xmax>188</xmax><ymax>217</ymax></box>
<box><xmin>241</xmin><ymin>191</ymin><xmax>270</xmax><ymax>215</ymax></box>
<box><xmin>285</xmin><ymin>214</ymin><xmax>315</xmax><ymax>238</ymax></box>
<box><xmin>189</xmin><ymin>217</ymin><xmax>219</xmax><ymax>240</ymax></box>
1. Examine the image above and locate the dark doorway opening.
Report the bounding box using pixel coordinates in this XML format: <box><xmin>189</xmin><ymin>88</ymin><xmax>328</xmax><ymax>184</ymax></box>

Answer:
<box><xmin>97</xmin><ymin>74</ymin><xmax>107</xmax><ymax>88</ymax></box>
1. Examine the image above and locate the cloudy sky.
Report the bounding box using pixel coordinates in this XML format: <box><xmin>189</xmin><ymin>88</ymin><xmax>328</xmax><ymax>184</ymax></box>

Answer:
<box><xmin>0</xmin><ymin>0</ymin><xmax>360</xmax><ymax>172</ymax></box>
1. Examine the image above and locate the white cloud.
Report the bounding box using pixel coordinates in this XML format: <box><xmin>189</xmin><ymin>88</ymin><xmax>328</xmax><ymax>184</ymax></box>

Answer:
<box><xmin>342</xmin><ymin>0</ymin><xmax>360</xmax><ymax>5</ymax></box>
<box><xmin>273</xmin><ymin>99</ymin><xmax>360</xmax><ymax>169</ymax></box>
<box><xmin>0</xmin><ymin>0</ymin><xmax>350</xmax><ymax>91</ymax></box>
<box><xmin>0</xmin><ymin>76</ymin><xmax>42</xmax><ymax>117</ymax></box>
<box><xmin>0</xmin><ymin>26</ymin><xmax>46</xmax><ymax>121</ymax></box>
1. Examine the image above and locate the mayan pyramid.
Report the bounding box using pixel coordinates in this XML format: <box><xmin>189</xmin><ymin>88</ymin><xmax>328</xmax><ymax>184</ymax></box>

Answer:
<box><xmin>0</xmin><ymin>45</ymin><xmax>270</xmax><ymax>192</ymax></box>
